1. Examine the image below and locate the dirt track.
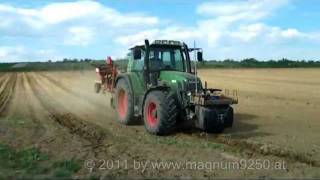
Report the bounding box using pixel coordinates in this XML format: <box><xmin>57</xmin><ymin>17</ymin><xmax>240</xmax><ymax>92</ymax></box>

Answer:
<box><xmin>0</xmin><ymin>69</ymin><xmax>319</xmax><ymax>178</ymax></box>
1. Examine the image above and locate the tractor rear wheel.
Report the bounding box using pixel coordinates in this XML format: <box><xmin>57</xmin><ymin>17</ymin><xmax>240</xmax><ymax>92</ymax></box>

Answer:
<box><xmin>115</xmin><ymin>78</ymin><xmax>135</xmax><ymax>125</ymax></box>
<box><xmin>143</xmin><ymin>91</ymin><xmax>177</xmax><ymax>135</ymax></box>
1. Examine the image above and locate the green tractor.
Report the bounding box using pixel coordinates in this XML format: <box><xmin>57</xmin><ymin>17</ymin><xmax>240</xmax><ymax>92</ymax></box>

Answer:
<box><xmin>102</xmin><ymin>39</ymin><xmax>237</xmax><ymax>135</ymax></box>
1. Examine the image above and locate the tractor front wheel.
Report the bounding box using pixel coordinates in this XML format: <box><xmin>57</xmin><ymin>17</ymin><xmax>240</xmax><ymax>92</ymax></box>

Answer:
<box><xmin>115</xmin><ymin>78</ymin><xmax>135</xmax><ymax>125</ymax></box>
<box><xmin>143</xmin><ymin>91</ymin><xmax>177</xmax><ymax>135</ymax></box>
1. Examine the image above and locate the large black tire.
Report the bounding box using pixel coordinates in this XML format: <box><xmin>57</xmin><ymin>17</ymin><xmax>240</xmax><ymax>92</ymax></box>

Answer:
<box><xmin>115</xmin><ymin>78</ymin><xmax>135</xmax><ymax>125</ymax></box>
<box><xmin>224</xmin><ymin>107</ymin><xmax>234</xmax><ymax>128</ymax></box>
<box><xmin>143</xmin><ymin>91</ymin><xmax>177</xmax><ymax>135</ymax></box>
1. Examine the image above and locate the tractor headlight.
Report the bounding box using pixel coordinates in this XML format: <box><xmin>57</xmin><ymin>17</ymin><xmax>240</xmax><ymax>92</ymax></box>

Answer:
<box><xmin>186</xmin><ymin>91</ymin><xmax>192</xmax><ymax>96</ymax></box>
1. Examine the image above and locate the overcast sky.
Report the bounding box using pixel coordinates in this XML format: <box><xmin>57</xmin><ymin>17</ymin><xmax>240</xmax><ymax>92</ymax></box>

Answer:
<box><xmin>0</xmin><ymin>0</ymin><xmax>320</xmax><ymax>62</ymax></box>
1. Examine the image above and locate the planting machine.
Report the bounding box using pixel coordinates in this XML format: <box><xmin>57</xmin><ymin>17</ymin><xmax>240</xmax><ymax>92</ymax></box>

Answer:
<box><xmin>94</xmin><ymin>40</ymin><xmax>238</xmax><ymax>135</ymax></box>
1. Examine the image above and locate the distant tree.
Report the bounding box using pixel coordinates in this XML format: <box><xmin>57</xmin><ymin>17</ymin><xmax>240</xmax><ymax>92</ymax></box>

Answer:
<box><xmin>223</xmin><ymin>59</ymin><xmax>235</xmax><ymax>62</ymax></box>
<box><xmin>242</xmin><ymin>58</ymin><xmax>258</xmax><ymax>63</ymax></box>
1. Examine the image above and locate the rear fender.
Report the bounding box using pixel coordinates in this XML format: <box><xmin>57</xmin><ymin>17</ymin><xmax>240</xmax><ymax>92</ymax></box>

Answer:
<box><xmin>115</xmin><ymin>74</ymin><xmax>131</xmax><ymax>89</ymax></box>
<box><xmin>116</xmin><ymin>73</ymin><xmax>147</xmax><ymax>116</ymax></box>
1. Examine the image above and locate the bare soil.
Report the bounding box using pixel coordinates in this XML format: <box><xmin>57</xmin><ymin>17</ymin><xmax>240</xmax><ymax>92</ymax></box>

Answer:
<box><xmin>0</xmin><ymin>69</ymin><xmax>319</xmax><ymax>179</ymax></box>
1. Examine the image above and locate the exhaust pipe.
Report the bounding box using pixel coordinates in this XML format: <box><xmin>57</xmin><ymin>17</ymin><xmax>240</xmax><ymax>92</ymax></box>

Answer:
<box><xmin>144</xmin><ymin>39</ymin><xmax>151</xmax><ymax>85</ymax></box>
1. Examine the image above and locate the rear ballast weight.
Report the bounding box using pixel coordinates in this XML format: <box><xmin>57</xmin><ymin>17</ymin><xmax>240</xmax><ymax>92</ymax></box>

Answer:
<box><xmin>95</xmin><ymin>39</ymin><xmax>238</xmax><ymax>135</ymax></box>
<box><xmin>192</xmin><ymin>89</ymin><xmax>237</xmax><ymax>132</ymax></box>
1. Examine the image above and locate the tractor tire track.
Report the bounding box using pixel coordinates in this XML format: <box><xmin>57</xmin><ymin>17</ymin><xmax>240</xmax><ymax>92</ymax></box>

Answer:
<box><xmin>25</xmin><ymin>73</ymin><xmax>106</xmax><ymax>148</ymax></box>
<box><xmin>0</xmin><ymin>74</ymin><xmax>10</xmax><ymax>92</ymax></box>
<box><xmin>38</xmin><ymin>73</ymin><xmax>105</xmax><ymax>108</ymax></box>
<box><xmin>0</xmin><ymin>73</ymin><xmax>8</xmax><ymax>84</ymax></box>
<box><xmin>0</xmin><ymin>73</ymin><xmax>48</xmax><ymax>147</ymax></box>
<box><xmin>36</xmin><ymin>72</ymin><xmax>114</xmax><ymax>122</ymax></box>
<box><xmin>21</xmin><ymin>73</ymin><xmax>38</xmax><ymax>122</ymax></box>
<box><xmin>19</xmin><ymin>73</ymin><xmax>47</xmax><ymax>132</ymax></box>
<box><xmin>0</xmin><ymin>73</ymin><xmax>17</xmax><ymax>117</ymax></box>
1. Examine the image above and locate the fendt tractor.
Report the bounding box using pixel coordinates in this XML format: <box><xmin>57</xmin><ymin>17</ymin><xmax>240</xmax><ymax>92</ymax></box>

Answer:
<box><xmin>95</xmin><ymin>40</ymin><xmax>238</xmax><ymax>135</ymax></box>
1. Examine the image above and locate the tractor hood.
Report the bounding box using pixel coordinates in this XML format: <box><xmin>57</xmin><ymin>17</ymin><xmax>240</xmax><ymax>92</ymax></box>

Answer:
<box><xmin>159</xmin><ymin>71</ymin><xmax>202</xmax><ymax>92</ymax></box>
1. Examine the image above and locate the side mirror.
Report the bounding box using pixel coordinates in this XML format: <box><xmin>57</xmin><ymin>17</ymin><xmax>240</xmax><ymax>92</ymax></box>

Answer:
<box><xmin>197</xmin><ymin>51</ymin><xmax>203</xmax><ymax>62</ymax></box>
<box><xmin>133</xmin><ymin>49</ymin><xmax>141</xmax><ymax>60</ymax></box>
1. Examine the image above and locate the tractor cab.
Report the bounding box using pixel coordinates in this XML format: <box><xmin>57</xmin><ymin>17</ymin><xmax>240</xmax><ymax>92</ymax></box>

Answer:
<box><xmin>128</xmin><ymin>40</ymin><xmax>203</xmax><ymax>72</ymax></box>
<box><xmin>127</xmin><ymin>40</ymin><xmax>203</xmax><ymax>89</ymax></box>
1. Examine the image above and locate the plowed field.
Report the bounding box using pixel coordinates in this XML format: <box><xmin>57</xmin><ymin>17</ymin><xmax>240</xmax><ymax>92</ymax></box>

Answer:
<box><xmin>0</xmin><ymin>69</ymin><xmax>319</xmax><ymax>178</ymax></box>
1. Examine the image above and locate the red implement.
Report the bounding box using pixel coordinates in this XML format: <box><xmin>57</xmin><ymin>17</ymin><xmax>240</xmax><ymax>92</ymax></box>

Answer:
<box><xmin>94</xmin><ymin>56</ymin><xmax>118</xmax><ymax>93</ymax></box>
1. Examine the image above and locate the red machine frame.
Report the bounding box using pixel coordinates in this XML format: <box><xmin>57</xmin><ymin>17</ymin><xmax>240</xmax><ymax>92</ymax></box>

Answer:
<box><xmin>94</xmin><ymin>57</ymin><xmax>118</xmax><ymax>93</ymax></box>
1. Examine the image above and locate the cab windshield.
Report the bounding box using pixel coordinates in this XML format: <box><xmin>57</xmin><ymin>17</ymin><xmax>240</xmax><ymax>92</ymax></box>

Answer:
<box><xmin>149</xmin><ymin>47</ymin><xmax>185</xmax><ymax>72</ymax></box>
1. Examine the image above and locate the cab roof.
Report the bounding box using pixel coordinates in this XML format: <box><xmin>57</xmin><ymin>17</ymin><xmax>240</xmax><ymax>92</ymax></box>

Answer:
<box><xmin>129</xmin><ymin>40</ymin><xmax>183</xmax><ymax>50</ymax></box>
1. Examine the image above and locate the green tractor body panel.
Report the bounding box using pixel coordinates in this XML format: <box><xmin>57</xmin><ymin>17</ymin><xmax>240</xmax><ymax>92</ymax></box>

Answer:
<box><xmin>158</xmin><ymin>71</ymin><xmax>201</xmax><ymax>88</ymax></box>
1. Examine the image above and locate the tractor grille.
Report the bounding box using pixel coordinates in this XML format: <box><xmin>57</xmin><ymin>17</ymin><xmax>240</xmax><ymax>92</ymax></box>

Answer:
<box><xmin>187</xmin><ymin>79</ymin><xmax>202</xmax><ymax>93</ymax></box>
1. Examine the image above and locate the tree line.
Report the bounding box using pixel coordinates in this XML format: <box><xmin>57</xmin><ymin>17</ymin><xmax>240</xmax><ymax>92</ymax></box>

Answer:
<box><xmin>197</xmin><ymin>58</ymin><xmax>320</xmax><ymax>68</ymax></box>
<box><xmin>1</xmin><ymin>58</ymin><xmax>320</xmax><ymax>72</ymax></box>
